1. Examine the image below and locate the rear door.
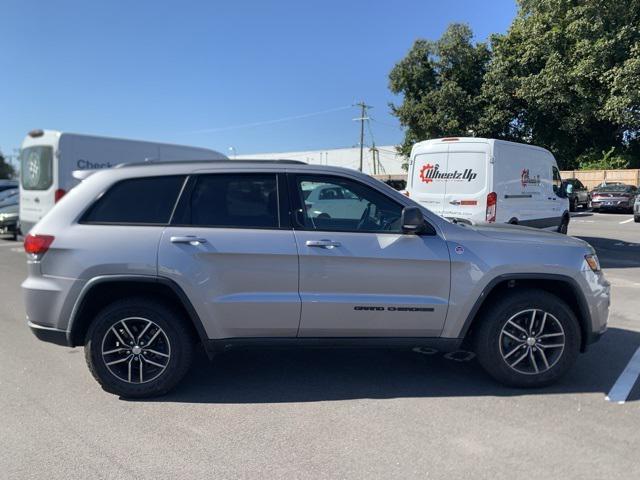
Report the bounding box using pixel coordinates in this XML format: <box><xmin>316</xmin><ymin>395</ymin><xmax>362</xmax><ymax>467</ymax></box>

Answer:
<box><xmin>290</xmin><ymin>173</ymin><xmax>451</xmax><ymax>337</ymax></box>
<box><xmin>157</xmin><ymin>172</ymin><xmax>300</xmax><ymax>340</ymax></box>
<box><xmin>19</xmin><ymin>145</ymin><xmax>55</xmax><ymax>230</ymax></box>
<box><xmin>441</xmin><ymin>147</ymin><xmax>488</xmax><ymax>222</ymax></box>
<box><xmin>409</xmin><ymin>145</ymin><xmax>449</xmax><ymax>216</ymax></box>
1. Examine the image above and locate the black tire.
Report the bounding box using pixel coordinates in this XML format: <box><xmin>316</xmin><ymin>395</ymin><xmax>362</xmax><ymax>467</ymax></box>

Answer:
<box><xmin>569</xmin><ymin>197</ymin><xmax>577</xmax><ymax>212</ymax></box>
<box><xmin>635</xmin><ymin>215</ymin><xmax>640</xmax><ymax>223</ymax></box>
<box><xmin>85</xmin><ymin>297</ymin><xmax>194</xmax><ymax>398</ymax></box>
<box><xmin>473</xmin><ymin>289</ymin><xmax>581</xmax><ymax>388</ymax></box>
<box><xmin>557</xmin><ymin>215</ymin><xmax>569</xmax><ymax>234</ymax></box>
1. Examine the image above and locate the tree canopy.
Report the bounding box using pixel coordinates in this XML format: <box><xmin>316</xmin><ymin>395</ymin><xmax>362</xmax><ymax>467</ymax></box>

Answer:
<box><xmin>389</xmin><ymin>0</ymin><xmax>640</xmax><ymax>169</ymax></box>
<box><xmin>0</xmin><ymin>151</ymin><xmax>16</xmax><ymax>180</ymax></box>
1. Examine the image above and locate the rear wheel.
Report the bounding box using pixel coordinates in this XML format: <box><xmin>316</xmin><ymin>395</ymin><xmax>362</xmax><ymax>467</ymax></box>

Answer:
<box><xmin>85</xmin><ymin>297</ymin><xmax>194</xmax><ymax>398</ymax></box>
<box><xmin>473</xmin><ymin>289</ymin><xmax>580</xmax><ymax>388</ymax></box>
<box><xmin>634</xmin><ymin>215</ymin><xmax>640</xmax><ymax>223</ymax></box>
<box><xmin>569</xmin><ymin>197</ymin><xmax>577</xmax><ymax>212</ymax></box>
<box><xmin>557</xmin><ymin>215</ymin><xmax>569</xmax><ymax>234</ymax></box>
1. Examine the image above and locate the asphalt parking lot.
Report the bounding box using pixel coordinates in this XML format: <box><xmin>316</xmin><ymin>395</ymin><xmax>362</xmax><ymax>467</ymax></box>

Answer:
<box><xmin>0</xmin><ymin>211</ymin><xmax>639</xmax><ymax>479</ymax></box>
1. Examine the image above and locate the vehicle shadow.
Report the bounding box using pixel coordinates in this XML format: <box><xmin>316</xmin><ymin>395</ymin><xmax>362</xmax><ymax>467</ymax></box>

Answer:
<box><xmin>570</xmin><ymin>212</ymin><xmax>593</xmax><ymax>218</ymax></box>
<box><xmin>133</xmin><ymin>327</ymin><xmax>640</xmax><ymax>404</ymax></box>
<box><xmin>576</xmin><ymin>236</ymin><xmax>640</xmax><ymax>269</ymax></box>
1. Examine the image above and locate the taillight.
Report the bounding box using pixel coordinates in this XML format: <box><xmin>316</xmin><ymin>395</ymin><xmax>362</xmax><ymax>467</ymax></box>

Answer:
<box><xmin>24</xmin><ymin>234</ymin><xmax>55</xmax><ymax>255</ymax></box>
<box><xmin>54</xmin><ymin>189</ymin><xmax>66</xmax><ymax>203</ymax></box>
<box><xmin>486</xmin><ymin>192</ymin><xmax>497</xmax><ymax>223</ymax></box>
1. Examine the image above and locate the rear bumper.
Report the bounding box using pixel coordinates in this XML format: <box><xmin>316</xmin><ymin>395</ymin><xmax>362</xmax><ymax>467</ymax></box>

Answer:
<box><xmin>28</xmin><ymin>321</ymin><xmax>70</xmax><ymax>346</ymax></box>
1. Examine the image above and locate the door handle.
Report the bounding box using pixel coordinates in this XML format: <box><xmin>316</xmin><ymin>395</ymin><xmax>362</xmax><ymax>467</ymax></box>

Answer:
<box><xmin>170</xmin><ymin>235</ymin><xmax>207</xmax><ymax>245</ymax></box>
<box><xmin>306</xmin><ymin>239</ymin><xmax>341</xmax><ymax>248</ymax></box>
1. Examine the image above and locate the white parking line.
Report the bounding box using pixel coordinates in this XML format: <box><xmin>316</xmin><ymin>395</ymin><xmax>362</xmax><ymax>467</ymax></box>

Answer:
<box><xmin>0</xmin><ymin>242</ymin><xmax>18</xmax><ymax>247</ymax></box>
<box><xmin>606</xmin><ymin>346</ymin><xmax>640</xmax><ymax>404</ymax></box>
<box><xmin>619</xmin><ymin>218</ymin><xmax>634</xmax><ymax>224</ymax></box>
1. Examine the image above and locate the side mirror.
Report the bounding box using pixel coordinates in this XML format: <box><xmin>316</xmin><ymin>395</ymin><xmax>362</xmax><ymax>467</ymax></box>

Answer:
<box><xmin>565</xmin><ymin>183</ymin><xmax>574</xmax><ymax>195</ymax></box>
<box><xmin>401</xmin><ymin>206</ymin><xmax>432</xmax><ymax>235</ymax></box>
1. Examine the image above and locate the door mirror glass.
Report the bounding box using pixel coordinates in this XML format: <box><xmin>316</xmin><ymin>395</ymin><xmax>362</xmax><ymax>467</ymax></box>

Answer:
<box><xmin>401</xmin><ymin>206</ymin><xmax>428</xmax><ymax>234</ymax></box>
<box><xmin>565</xmin><ymin>183</ymin><xmax>574</xmax><ymax>195</ymax></box>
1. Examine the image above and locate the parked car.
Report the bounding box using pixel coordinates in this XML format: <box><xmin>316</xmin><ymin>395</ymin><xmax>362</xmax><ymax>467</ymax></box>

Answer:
<box><xmin>406</xmin><ymin>138</ymin><xmax>570</xmax><ymax>233</ymax></box>
<box><xmin>0</xmin><ymin>202</ymin><xmax>19</xmax><ymax>240</ymax></box>
<box><xmin>591</xmin><ymin>184</ymin><xmax>638</xmax><ymax>213</ymax></box>
<box><xmin>634</xmin><ymin>195</ymin><xmax>639</xmax><ymax>222</ymax></box>
<box><xmin>0</xmin><ymin>187</ymin><xmax>18</xmax><ymax>207</ymax></box>
<box><xmin>24</xmin><ymin>160</ymin><xmax>609</xmax><ymax>398</ymax></box>
<box><xmin>0</xmin><ymin>180</ymin><xmax>18</xmax><ymax>193</ymax></box>
<box><xmin>562</xmin><ymin>178</ymin><xmax>590</xmax><ymax>212</ymax></box>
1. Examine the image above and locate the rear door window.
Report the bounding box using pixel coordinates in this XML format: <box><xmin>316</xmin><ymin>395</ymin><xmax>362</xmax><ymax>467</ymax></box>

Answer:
<box><xmin>82</xmin><ymin>176</ymin><xmax>186</xmax><ymax>224</ymax></box>
<box><xmin>20</xmin><ymin>146</ymin><xmax>53</xmax><ymax>190</ymax></box>
<box><xmin>176</xmin><ymin>173</ymin><xmax>280</xmax><ymax>228</ymax></box>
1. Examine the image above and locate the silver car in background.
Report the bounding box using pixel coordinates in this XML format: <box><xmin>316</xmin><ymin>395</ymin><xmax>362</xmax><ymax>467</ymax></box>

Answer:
<box><xmin>23</xmin><ymin>160</ymin><xmax>610</xmax><ymax>398</ymax></box>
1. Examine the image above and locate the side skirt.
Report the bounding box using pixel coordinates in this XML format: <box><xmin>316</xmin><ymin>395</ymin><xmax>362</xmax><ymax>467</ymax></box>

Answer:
<box><xmin>206</xmin><ymin>337</ymin><xmax>463</xmax><ymax>355</ymax></box>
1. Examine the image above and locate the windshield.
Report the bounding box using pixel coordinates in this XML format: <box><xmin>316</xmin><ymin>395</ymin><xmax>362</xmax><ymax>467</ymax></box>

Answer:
<box><xmin>20</xmin><ymin>146</ymin><xmax>53</xmax><ymax>190</ymax></box>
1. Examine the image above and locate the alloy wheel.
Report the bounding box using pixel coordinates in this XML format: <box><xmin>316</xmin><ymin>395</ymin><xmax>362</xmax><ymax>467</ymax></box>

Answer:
<box><xmin>101</xmin><ymin>317</ymin><xmax>171</xmax><ymax>384</ymax></box>
<box><xmin>499</xmin><ymin>309</ymin><xmax>565</xmax><ymax>375</ymax></box>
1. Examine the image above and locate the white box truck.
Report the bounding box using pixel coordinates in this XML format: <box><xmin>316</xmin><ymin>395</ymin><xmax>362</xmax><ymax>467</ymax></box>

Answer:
<box><xmin>19</xmin><ymin>129</ymin><xmax>227</xmax><ymax>234</ymax></box>
<box><xmin>406</xmin><ymin>137</ymin><xmax>570</xmax><ymax>232</ymax></box>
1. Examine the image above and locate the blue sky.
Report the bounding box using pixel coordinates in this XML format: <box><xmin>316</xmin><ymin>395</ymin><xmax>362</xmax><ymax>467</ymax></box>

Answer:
<box><xmin>0</xmin><ymin>0</ymin><xmax>517</xmax><ymax>158</ymax></box>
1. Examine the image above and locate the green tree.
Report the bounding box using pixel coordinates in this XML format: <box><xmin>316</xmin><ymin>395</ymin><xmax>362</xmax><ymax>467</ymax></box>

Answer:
<box><xmin>478</xmin><ymin>0</ymin><xmax>640</xmax><ymax>168</ymax></box>
<box><xmin>0</xmin><ymin>150</ymin><xmax>16</xmax><ymax>180</ymax></box>
<box><xmin>389</xmin><ymin>23</ymin><xmax>491</xmax><ymax>158</ymax></box>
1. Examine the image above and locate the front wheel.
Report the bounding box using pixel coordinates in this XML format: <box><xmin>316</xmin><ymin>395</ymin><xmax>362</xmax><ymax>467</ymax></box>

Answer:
<box><xmin>473</xmin><ymin>289</ymin><xmax>581</xmax><ymax>388</ymax></box>
<box><xmin>85</xmin><ymin>298</ymin><xmax>194</xmax><ymax>398</ymax></box>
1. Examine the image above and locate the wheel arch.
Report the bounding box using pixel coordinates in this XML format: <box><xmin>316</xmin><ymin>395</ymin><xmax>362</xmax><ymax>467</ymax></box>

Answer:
<box><xmin>459</xmin><ymin>273</ymin><xmax>592</xmax><ymax>352</ymax></box>
<box><xmin>67</xmin><ymin>275</ymin><xmax>210</xmax><ymax>356</ymax></box>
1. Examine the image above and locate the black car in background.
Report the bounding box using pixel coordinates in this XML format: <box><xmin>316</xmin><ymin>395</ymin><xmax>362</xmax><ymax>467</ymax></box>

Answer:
<box><xmin>591</xmin><ymin>184</ymin><xmax>638</xmax><ymax>213</ymax></box>
<box><xmin>562</xmin><ymin>178</ymin><xmax>590</xmax><ymax>211</ymax></box>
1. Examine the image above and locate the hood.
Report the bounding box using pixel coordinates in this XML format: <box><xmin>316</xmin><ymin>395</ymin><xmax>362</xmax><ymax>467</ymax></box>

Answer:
<box><xmin>467</xmin><ymin>223</ymin><xmax>591</xmax><ymax>249</ymax></box>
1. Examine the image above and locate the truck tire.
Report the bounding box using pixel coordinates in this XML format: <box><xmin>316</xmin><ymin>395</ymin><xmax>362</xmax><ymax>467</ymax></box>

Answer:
<box><xmin>85</xmin><ymin>297</ymin><xmax>194</xmax><ymax>398</ymax></box>
<box><xmin>473</xmin><ymin>289</ymin><xmax>580</xmax><ymax>388</ymax></box>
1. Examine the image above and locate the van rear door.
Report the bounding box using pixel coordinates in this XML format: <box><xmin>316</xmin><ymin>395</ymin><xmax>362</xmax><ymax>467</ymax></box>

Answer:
<box><xmin>19</xmin><ymin>146</ymin><xmax>55</xmax><ymax>231</ymax></box>
<box><xmin>441</xmin><ymin>147</ymin><xmax>488</xmax><ymax>222</ymax></box>
<box><xmin>409</xmin><ymin>146</ymin><xmax>449</xmax><ymax>216</ymax></box>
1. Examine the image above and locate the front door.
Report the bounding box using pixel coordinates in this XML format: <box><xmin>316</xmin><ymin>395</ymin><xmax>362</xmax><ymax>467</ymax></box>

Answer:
<box><xmin>290</xmin><ymin>173</ymin><xmax>451</xmax><ymax>337</ymax></box>
<box><xmin>158</xmin><ymin>172</ymin><xmax>300</xmax><ymax>339</ymax></box>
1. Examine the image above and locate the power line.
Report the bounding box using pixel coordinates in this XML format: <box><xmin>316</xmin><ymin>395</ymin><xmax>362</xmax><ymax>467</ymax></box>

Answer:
<box><xmin>181</xmin><ymin>105</ymin><xmax>353</xmax><ymax>135</ymax></box>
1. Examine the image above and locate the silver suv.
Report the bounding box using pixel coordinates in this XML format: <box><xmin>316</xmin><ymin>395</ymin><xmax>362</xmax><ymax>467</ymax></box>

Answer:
<box><xmin>23</xmin><ymin>161</ymin><xmax>610</xmax><ymax>397</ymax></box>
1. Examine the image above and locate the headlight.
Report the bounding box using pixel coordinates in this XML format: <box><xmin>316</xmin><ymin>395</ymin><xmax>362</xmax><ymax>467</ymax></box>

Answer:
<box><xmin>585</xmin><ymin>254</ymin><xmax>601</xmax><ymax>272</ymax></box>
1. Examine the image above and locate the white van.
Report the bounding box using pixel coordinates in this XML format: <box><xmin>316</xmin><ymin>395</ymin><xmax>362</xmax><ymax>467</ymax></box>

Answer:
<box><xmin>19</xmin><ymin>130</ymin><xmax>227</xmax><ymax>234</ymax></box>
<box><xmin>406</xmin><ymin>137</ymin><xmax>570</xmax><ymax>232</ymax></box>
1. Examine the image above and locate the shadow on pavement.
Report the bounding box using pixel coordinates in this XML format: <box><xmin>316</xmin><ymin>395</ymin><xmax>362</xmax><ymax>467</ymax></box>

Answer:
<box><xmin>136</xmin><ymin>327</ymin><xmax>640</xmax><ymax>404</ymax></box>
<box><xmin>577</xmin><ymin>236</ymin><xmax>640</xmax><ymax>269</ymax></box>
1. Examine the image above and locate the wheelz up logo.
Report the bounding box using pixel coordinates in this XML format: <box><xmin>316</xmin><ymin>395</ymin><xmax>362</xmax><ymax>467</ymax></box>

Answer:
<box><xmin>521</xmin><ymin>168</ymin><xmax>541</xmax><ymax>187</ymax></box>
<box><xmin>419</xmin><ymin>163</ymin><xmax>477</xmax><ymax>184</ymax></box>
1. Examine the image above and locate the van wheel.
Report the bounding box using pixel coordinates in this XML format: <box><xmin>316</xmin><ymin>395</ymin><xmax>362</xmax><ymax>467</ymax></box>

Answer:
<box><xmin>557</xmin><ymin>216</ymin><xmax>569</xmax><ymax>234</ymax></box>
<box><xmin>85</xmin><ymin>297</ymin><xmax>194</xmax><ymax>398</ymax></box>
<box><xmin>473</xmin><ymin>289</ymin><xmax>580</xmax><ymax>388</ymax></box>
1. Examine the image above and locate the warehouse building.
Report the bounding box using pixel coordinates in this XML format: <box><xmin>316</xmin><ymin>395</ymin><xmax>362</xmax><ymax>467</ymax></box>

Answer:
<box><xmin>241</xmin><ymin>145</ymin><xmax>408</xmax><ymax>179</ymax></box>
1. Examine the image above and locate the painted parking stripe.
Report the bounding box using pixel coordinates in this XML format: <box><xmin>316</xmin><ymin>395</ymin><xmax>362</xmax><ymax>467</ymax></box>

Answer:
<box><xmin>0</xmin><ymin>242</ymin><xmax>18</xmax><ymax>247</ymax></box>
<box><xmin>619</xmin><ymin>218</ymin><xmax>634</xmax><ymax>224</ymax></box>
<box><xmin>606</xmin><ymin>346</ymin><xmax>640</xmax><ymax>404</ymax></box>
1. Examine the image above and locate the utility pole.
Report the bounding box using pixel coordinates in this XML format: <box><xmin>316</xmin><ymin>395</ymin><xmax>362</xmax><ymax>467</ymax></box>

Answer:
<box><xmin>353</xmin><ymin>101</ymin><xmax>371</xmax><ymax>172</ymax></box>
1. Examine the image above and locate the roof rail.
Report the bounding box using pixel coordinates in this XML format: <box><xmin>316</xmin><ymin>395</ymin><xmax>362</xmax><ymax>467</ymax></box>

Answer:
<box><xmin>113</xmin><ymin>158</ymin><xmax>307</xmax><ymax>168</ymax></box>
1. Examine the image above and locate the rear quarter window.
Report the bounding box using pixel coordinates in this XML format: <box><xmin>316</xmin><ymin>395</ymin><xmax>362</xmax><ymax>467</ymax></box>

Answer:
<box><xmin>81</xmin><ymin>175</ymin><xmax>186</xmax><ymax>224</ymax></box>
